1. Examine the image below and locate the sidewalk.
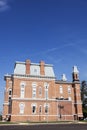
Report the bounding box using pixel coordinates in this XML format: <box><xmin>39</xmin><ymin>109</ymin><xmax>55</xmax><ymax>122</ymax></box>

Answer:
<box><xmin>0</xmin><ymin>121</ymin><xmax>87</xmax><ymax>126</ymax></box>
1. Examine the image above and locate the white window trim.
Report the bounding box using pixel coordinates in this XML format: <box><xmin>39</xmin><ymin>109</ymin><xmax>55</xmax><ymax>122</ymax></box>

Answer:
<box><xmin>39</xmin><ymin>105</ymin><xmax>42</xmax><ymax>114</ymax></box>
<box><xmin>8</xmin><ymin>88</ymin><xmax>12</xmax><ymax>97</ymax></box>
<box><xmin>19</xmin><ymin>103</ymin><xmax>25</xmax><ymax>114</ymax></box>
<box><xmin>31</xmin><ymin>103</ymin><xmax>37</xmax><ymax>114</ymax></box>
<box><xmin>68</xmin><ymin>86</ymin><xmax>71</xmax><ymax>94</ymax></box>
<box><xmin>44</xmin><ymin>82</ymin><xmax>49</xmax><ymax>99</ymax></box>
<box><xmin>60</xmin><ymin>86</ymin><xmax>63</xmax><ymax>94</ymax></box>
<box><xmin>32</xmin><ymin>83</ymin><xmax>37</xmax><ymax>98</ymax></box>
<box><xmin>20</xmin><ymin>82</ymin><xmax>26</xmax><ymax>98</ymax></box>
<box><xmin>44</xmin><ymin>103</ymin><xmax>49</xmax><ymax>114</ymax></box>
<box><xmin>39</xmin><ymin>87</ymin><xmax>42</xmax><ymax>96</ymax></box>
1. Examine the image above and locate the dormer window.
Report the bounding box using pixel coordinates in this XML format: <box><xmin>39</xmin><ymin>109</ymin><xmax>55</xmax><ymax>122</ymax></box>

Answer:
<box><xmin>34</xmin><ymin>69</ymin><xmax>37</xmax><ymax>73</ymax></box>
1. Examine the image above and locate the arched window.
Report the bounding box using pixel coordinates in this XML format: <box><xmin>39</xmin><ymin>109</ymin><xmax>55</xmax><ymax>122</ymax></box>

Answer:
<box><xmin>44</xmin><ymin>103</ymin><xmax>49</xmax><ymax>114</ymax></box>
<box><xmin>19</xmin><ymin>103</ymin><xmax>25</xmax><ymax>114</ymax></box>
<box><xmin>9</xmin><ymin>81</ymin><xmax>12</xmax><ymax>87</ymax></box>
<box><xmin>8</xmin><ymin>88</ymin><xmax>12</xmax><ymax>105</ymax></box>
<box><xmin>60</xmin><ymin>86</ymin><xmax>63</xmax><ymax>94</ymax></box>
<box><xmin>68</xmin><ymin>86</ymin><xmax>71</xmax><ymax>94</ymax></box>
<box><xmin>8</xmin><ymin>88</ymin><xmax>12</xmax><ymax>96</ymax></box>
<box><xmin>32</xmin><ymin>83</ymin><xmax>37</xmax><ymax>98</ymax></box>
<box><xmin>31</xmin><ymin>103</ymin><xmax>37</xmax><ymax>114</ymax></box>
<box><xmin>39</xmin><ymin>87</ymin><xmax>42</xmax><ymax>95</ymax></box>
<box><xmin>20</xmin><ymin>82</ymin><xmax>26</xmax><ymax>98</ymax></box>
<box><xmin>39</xmin><ymin>105</ymin><xmax>42</xmax><ymax>113</ymax></box>
<box><xmin>44</xmin><ymin>82</ymin><xmax>49</xmax><ymax>99</ymax></box>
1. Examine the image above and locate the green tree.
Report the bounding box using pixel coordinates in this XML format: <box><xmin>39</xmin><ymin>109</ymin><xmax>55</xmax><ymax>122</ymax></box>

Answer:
<box><xmin>81</xmin><ymin>80</ymin><xmax>87</xmax><ymax>118</ymax></box>
<box><xmin>0</xmin><ymin>115</ymin><xmax>2</xmax><ymax>121</ymax></box>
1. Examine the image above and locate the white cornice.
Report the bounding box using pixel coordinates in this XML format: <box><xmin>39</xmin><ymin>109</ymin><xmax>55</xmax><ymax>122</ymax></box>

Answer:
<box><xmin>12</xmin><ymin>97</ymin><xmax>71</xmax><ymax>102</ymax></box>
<box><xmin>12</xmin><ymin>74</ymin><xmax>56</xmax><ymax>80</ymax></box>
<box><xmin>3</xmin><ymin>102</ymin><xmax>9</xmax><ymax>105</ymax></box>
<box><xmin>11</xmin><ymin>114</ymin><xmax>73</xmax><ymax>117</ymax></box>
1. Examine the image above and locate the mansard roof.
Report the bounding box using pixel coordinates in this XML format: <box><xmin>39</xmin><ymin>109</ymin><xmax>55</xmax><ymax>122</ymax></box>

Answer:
<box><xmin>14</xmin><ymin>60</ymin><xmax>55</xmax><ymax>78</ymax></box>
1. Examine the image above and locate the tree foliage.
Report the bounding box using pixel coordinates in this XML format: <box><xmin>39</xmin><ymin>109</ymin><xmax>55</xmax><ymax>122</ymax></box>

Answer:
<box><xmin>0</xmin><ymin>115</ymin><xmax>2</xmax><ymax>121</ymax></box>
<box><xmin>81</xmin><ymin>80</ymin><xmax>87</xmax><ymax>118</ymax></box>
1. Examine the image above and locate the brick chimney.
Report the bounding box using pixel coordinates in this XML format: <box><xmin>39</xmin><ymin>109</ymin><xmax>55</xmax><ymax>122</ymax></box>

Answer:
<box><xmin>40</xmin><ymin>61</ymin><xmax>45</xmax><ymax>75</ymax></box>
<box><xmin>25</xmin><ymin>59</ymin><xmax>31</xmax><ymax>75</ymax></box>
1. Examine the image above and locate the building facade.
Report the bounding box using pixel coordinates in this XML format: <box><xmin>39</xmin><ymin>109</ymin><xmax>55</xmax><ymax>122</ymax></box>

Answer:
<box><xmin>3</xmin><ymin>59</ymin><xmax>83</xmax><ymax>122</ymax></box>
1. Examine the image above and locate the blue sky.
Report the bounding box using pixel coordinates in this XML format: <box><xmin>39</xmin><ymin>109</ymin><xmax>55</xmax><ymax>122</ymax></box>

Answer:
<box><xmin>0</xmin><ymin>0</ymin><xmax>87</xmax><ymax>112</ymax></box>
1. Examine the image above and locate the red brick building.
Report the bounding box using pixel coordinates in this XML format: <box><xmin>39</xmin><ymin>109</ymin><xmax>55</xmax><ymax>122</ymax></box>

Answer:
<box><xmin>3</xmin><ymin>59</ymin><xmax>83</xmax><ymax>122</ymax></box>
